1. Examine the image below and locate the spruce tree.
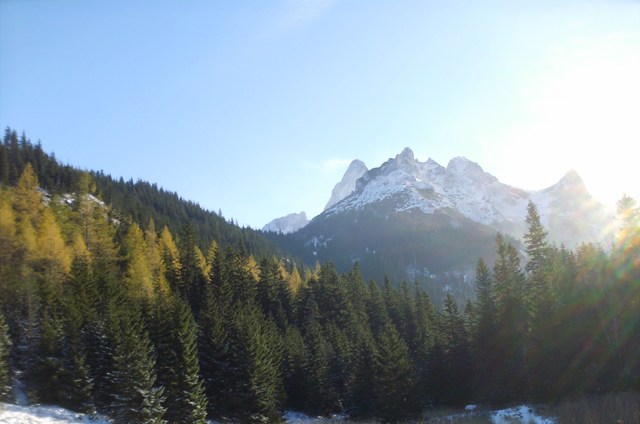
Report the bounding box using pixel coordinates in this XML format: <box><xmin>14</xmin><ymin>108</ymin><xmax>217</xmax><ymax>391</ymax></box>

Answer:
<box><xmin>0</xmin><ymin>311</ymin><xmax>12</xmax><ymax>401</ymax></box>
<box><xmin>107</xmin><ymin>305</ymin><xmax>166</xmax><ymax>424</ymax></box>
<box><xmin>373</xmin><ymin>321</ymin><xmax>419</xmax><ymax>423</ymax></box>
<box><xmin>346</xmin><ymin>335</ymin><xmax>377</xmax><ymax>420</ymax></box>
<box><xmin>197</xmin><ymin>286</ymin><xmax>234</xmax><ymax>419</ymax></box>
<box><xmin>492</xmin><ymin>234</ymin><xmax>529</xmax><ymax>401</ymax></box>
<box><xmin>472</xmin><ymin>258</ymin><xmax>497</xmax><ymax>399</ymax></box>
<box><xmin>438</xmin><ymin>293</ymin><xmax>472</xmax><ymax>405</ymax></box>
<box><xmin>156</xmin><ymin>299</ymin><xmax>208</xmax><ymax>424</ymax></box>
<box><xmin>59</xmin><ymin>294</ymin><xmax>94</xmax><ymax>413</ymax></box>
<box><xmin>282</xmin><ymin>325</ymin><xmax>308</xmax><ymax>412</ymax></box>
<box><xmin>31</xmin><ymin>303</ymin><xmax>66</xmax><ymax>404</ymax></box>
<box><xmin>231</xmin><ymin>303</ymin><xmax>284</xmax><ymax>422</ymax></box>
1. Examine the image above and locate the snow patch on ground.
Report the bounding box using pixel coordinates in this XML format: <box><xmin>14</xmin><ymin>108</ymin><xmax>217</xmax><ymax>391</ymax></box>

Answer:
<box><xmin>283</xmin><ymin>410</ymin><xmax>346</xmax><ymax>423</ymax></box>
<box><xmin>491</xmin><ymin>405</ymin><xmax>555</xmax><ymax>424</ymax></box>
<box><xmin>0</xmin><ymin>403</ymin><xmax>109</xmax><ymax>424</ymax></box>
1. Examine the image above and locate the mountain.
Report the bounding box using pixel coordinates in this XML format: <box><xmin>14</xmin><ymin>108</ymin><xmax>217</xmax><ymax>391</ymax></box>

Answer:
<box><xmin>324</xmin><ymin>159</ymin><xmax>368</xmax><ymax>210</ymax></box>
<box><xmin>262</xmin><ymin>159</ymin><xmax>368</xmax><ymax>233</ymax></box>
<box><xmin>267</xmin><ymin>147</ymin><xmax>616</xmax><ymax>300</ymax></box>
<box><xmin>326</xmin><ymin>148</ymin><xmax>614</xmax><ymax>247</ymax></box>
<box><xmin>0</xmin><ymin>128</ymin><xmax>284</xmax><ymax>258</ymax></box>
<box><xmin>262</xmin><ymin>211</ymin><xmax>310</xmax><ymax>234</ymax></box>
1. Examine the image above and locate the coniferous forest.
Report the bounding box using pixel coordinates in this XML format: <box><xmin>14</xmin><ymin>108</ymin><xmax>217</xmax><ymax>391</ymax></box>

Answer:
<box><xmin>0</xmin><ymin>129</ymin><xmax>639</xmax><ymax>423</ymax></box>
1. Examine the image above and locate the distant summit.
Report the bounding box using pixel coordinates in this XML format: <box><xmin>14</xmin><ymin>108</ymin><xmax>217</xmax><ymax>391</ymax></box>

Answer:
<box><xmin>324</xmin><ymin>159</ymin><xmax>368</xmax><ymax>210</ymax></box>
<box><xmin>262</xmin><ymin>159</ymin><xmax>367</xmax><ymax>232</ymax></box>
<box><xmin>262</xmin><ymin>211</ymin><xmax>310</xmax><ymax>234</ymax></box>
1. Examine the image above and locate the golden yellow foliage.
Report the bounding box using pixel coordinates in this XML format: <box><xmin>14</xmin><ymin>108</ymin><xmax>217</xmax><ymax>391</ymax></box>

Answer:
<box><xmin>36</xmin><ymin>207</ymin><xmax>72</xmax><ymax>282</ymax></box>
<box><xmin>13</xmin><ymin>164</ymin><xmax>43</xmax><ymax>226</ymax></box>
<box><xmin>124</xmin><ymin>222</ymin><xmax>155</xmax><ymax>300</ymax></box>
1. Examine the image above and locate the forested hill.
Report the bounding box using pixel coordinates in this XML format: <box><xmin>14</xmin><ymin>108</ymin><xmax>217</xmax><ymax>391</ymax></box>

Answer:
<box><xmin>0</xmin><ymin>128</ymin><xmax>283</xmax><ymax>258</ymax></box>
<box><xmin>0</xmin><ymin>127</ymin><xmax>639</xmax><ymax>423</ymax></box>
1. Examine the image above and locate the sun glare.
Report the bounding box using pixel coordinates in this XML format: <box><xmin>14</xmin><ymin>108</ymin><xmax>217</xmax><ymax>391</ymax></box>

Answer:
<box><xmin>504</xmin><ymin>36</ymin><xmax>640</xmax><ymax>207</ymax></box>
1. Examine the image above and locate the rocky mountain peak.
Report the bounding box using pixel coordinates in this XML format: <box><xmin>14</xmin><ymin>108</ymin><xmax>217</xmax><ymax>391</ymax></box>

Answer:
<box><xmin>262</xmin><ymin>211</ymin><xmax>310</xmax><ymax>234</ymax></box>
<box><xmin>324</xmin><ymin>159</ymin><xmax>369</xmax><ymax>210</ymax></box>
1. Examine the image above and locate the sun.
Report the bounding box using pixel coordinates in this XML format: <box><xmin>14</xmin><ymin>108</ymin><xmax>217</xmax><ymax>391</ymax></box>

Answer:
<box><xmin>500</xmin><ymin>36</ymin><xmax>640</xmax><ymax>207</ymax></box>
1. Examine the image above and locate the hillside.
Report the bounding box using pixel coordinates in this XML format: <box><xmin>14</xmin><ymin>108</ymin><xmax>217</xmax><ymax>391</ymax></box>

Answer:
<box><xmin>0</xmin><ymin>128</ymin><xmax>283</xmax><ymax>259</ymax></box>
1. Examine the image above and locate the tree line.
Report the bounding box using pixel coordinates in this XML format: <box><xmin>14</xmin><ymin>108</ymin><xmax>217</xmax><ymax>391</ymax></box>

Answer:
<box><xmin>0</xmin><ymin>128</ymin><xmax>283</xmax><ymax>259</ymax></box>
<box><xmin>1</xmin><ymin>136</ymin><xmax>639</xmax><ymax>423</ymax></box>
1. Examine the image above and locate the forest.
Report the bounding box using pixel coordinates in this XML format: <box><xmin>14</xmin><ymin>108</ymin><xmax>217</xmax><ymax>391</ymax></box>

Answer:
<box><xmin>0</xmin><ymin>130</ymin><xmax>639</xmax><ymax>423</ymax></box>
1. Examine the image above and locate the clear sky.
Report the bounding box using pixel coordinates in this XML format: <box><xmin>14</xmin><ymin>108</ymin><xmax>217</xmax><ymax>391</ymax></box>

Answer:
<box><xmin>2</xmin><ymin>0</ymin><xmax>639</xmax><ymax>228</ymax></box>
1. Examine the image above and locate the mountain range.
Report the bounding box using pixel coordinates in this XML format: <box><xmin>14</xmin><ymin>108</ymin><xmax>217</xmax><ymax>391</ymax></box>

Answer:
<box><xmin>264</xmin><ymin>147</ymin><xmax>616</xmax><ymax>296</ymax></box>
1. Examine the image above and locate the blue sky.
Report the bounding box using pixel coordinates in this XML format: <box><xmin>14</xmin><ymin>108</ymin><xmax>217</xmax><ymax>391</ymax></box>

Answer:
<box><xmin>1</xmin><ymin>0</ymin><xmax>639</xmax><ymax>228</ymax></box>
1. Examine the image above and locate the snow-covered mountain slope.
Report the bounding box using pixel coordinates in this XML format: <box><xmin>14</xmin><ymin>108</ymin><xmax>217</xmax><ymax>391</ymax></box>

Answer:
<box><xmin>262</xmin><ymin>211</ymin><xmax>310</xmax><ymax>234</ymax></box>
<box><xmin>324</xmin><ymin>159</ymin><xmax>368</xmax><ymax>210</ymax></box>
<box><xmin>325</xmin><ymin>147</ymin><xmax>615</xmax><ymax>247</ymax></box>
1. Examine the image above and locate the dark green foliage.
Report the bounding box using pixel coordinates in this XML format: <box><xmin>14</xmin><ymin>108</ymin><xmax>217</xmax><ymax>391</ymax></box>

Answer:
<box><xmin>257</xmin><ymin>258</ymin><xmax>293</xmax><ymax>331</ymax></box>
<box><xmin>106</xmin><ymin>305</ymin><xmax>166</xmax><ymax>424</ymax></box>
<box><xmin>346</xmin><ymin>336</ymin><xmax>377</xmax><ymax>419</ymax></box>
<box><xmin>302</xmin><ymin>319</ymin><xmax>338</xmax><ymax>416</ymax></box>
<box><xmin>0</xmin><ymin>311</ymin><xmax>12</xmax><ymax>401</ymax></box>
<box><xmin>229</xmin><ymin>303</ymin><xmax>284</xmax><ymax>423</ymax></box>
<box><xmin>177</xmin><ymin>224</ymin><xmax>208</xmax><ymax>316</ymax></box>
<box><xmin>282</xmin><ymin>325</ymin><xmax>308</xmax><ymax>412</ymax></box>
<box><xmin>197</xmin><ymin>286</ymin><xmax>234</xmax><ymax>419</ymax></box>
<box><xmin>154</xmin><ymin>298</ymin><xmax>207</xmax><ymax>424</ymax></box>
<box><xmin>373</xmin><ymin>321</ymin><xmax>420</xmax><ymax>423</ymax></box>
<box><xmin>435</xmin><ymin>293</ymin><xmax>472</xmax><ymax>405</ymax></box>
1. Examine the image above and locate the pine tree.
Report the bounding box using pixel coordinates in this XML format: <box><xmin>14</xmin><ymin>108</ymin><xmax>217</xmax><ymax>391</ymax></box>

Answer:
<box><xmin>524</xmin><ymin>201</ymin><xmax>549</xmax><ymax>275</ymax></box>
<box><xmin>412</xmin><ymin>284</ymin><xmax>436</xmax><ymax>405</ymax></box>
<box><xmin>197</xmin><ymin>285</ymin><xmax>234</xmax><ymax>419</ymax></box>
<box><xmin>282</xmin><ymin>325</ymin><xmax>307</xmax><ymax>412</ymax></box>
<box><xmin>346</xmin><ymin>334</ymin><xmax>377</xmax><ymax>420</ymax></box>
<box><xmin>472</xmin><ymin>258</ymin><xmax>497</xmax><ymax>399</ymax></box>
<box><xmin>178</xmin><ymin>224</ymin><xmax>208</xmax><ymax>316</ymax></box>
<box><xmin>159</xmin><ymin>226</ymin><xmax>182</xmax><ymax>293</ymax></box>
<box><xmin>257</xmin><ymin>258</ymin><xmax>292</xmax><ymax>331</ymax></box>
<box><xmin>35</xmin><ymin>207</ymin><xmax>72</xmax><ymax>292</ymax></box>
<box><xmin>492</xmin><ymin>234</ymin><xmax>530</xmax><ymax>401</ymax></box>
<box><xmin>0</xmin><ymin>311</ymin><xmax>12</xmax><ymax>401</ymax></box>
<box><xmin>302</xmin><ymin>318</ymin><xmax>336</xmax><ymax>416</ymax></box>
<box><xmin>155</xmin><ymin>299</ymin><xmax>208</xmax><ymax>424</ymax></box>
<box><xmin>373</xmin><ymin>321</ymin><xmax>420</xmax><ymax>423</ymax></box>
<box><xmin>437</xmin><ymin>293</ymin><xmax>472</xmax><ymax>405</ymax></box>
<box><xmin>31</xmin><ymin>302</ymin><xmax>66</xmax><ymax>404</ymax></box>
<box><xmin>523</xmin><ymin>201</ymin><xmax>556</xmax><ymax>399</ymax></box>
<box><xmin>107</xmin><ymin>305</ymin><xmax>166</xmax><ymax>424</ymax></box>
<box><xmin>59</xmin><ymin>297</ymin><xmax>94</xmax><ymax>413</ymax></box>
<box><xmin>13</xmin><ymin>163</ymin><xmax>43</xmax><ymax>228</ymax></box>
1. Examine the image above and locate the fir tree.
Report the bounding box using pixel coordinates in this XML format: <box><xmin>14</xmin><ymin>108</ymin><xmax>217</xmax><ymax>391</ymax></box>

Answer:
<box><xmin>437</xmin><ymin>293</ymin><xmax>472</xmax><ymax>405</ymax></box>
<box><xmin>155</xmin><ymin>299</ymin><xmax>207</xmax><ymax>424</ymax></box>
<box><xmin>197</xmin><ymin>285</ymin><xmax>234</xmax><ymax>419</ymax></box>
<box><xmin>225</xmin><ymin>302</ymin><xmax>284</xmax><ymax>422</ymax></box>
<box><xmin>373</xmin><ymin>321</ymin><xmax>419</xmax><ymax>423</ymax></box>
<box><xmin>346</xmin><ymin>335</ymin><xmax>377</xmax><ymax>420</ymax></box>
<box><xmin>492</xmin><ymin>234</ymin><xmax>530</xmax><ymax>401</ymax></box>
<box><xmin>0</xmin><ymin>311</ymin><xmax>12</xmax><ymax>401</ymax></box>
<box><xmin>472</xmin><ymin>258</ymin><xmax>497</xmax><ymax>399</ymax></box>
<box><xmin>282</xmin><ymin>325</ymin><xmax>308</xmax><ymax>412</ymax></box>
<box><xmin>107</xmin><ymin>305</ymin><xmax>166</xmax><ymax>424</ymax></box>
